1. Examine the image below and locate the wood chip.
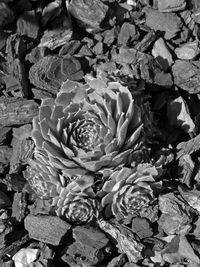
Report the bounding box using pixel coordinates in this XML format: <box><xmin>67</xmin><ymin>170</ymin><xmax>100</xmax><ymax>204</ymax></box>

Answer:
<box><xmin>24</xmin><ymin>215</ymin><xmax>71</xmax><ymax>246</ymax></box>
<box><xmin>98</xmin><ymin>218</ymin><xmax>143</xmax><ymax>263</ymax></box>
<box><xmin>0</xmin><ymin>230</ymin><xmax>30</xmax><ymax>259</ymax></box>
<box><xmin>0</xmin><ymin>97</ymin><xmax>39</xmax><ymax>126</ymax></box>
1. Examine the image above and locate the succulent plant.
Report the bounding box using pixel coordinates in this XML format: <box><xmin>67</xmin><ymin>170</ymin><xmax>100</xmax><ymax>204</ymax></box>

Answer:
<box><xmin>23</xmin><ymin>157</ymin><xmax>63</xmax><ymax>199</ymax></box>
<box><xmin>29</xmin><ymin>55</ymin><xmax>83</xmax><ymax>93</ymax></box>
<box><xmin>52</xmin><ymin>176</ymin><xmax>98</xmax><ymax>224</ymax></box>
<box><xmin>31</xmin><ymin>78</ymin><xmax>150</xmax><ymax>179</ymax></box>
<box><xmin>100</xmin><ymin>163</ymin><xmax>162</xmax><ymax>224</ymax></box>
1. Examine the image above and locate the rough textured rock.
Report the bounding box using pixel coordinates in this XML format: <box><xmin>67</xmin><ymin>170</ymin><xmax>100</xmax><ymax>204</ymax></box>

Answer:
<box><xmin>67</xmin><ymin>0</ymin><xmax>108</xmax><ymax>31</ymax></box>
<box><xmin>175</xmin><ymin>41</ymin><xmax>200</xmax><ymax>60</ymax></box>
<box><xmin>157</xmin><ymin>0</ymin><xmax>186</xmax><ymax>13</ymax></box>
<box><xmin>152</xmin><ymin>38</ymin><xmax>173</xmax><ymax>66</ymax></box>
<box><xmin>12</xmin><ymin>248</ymin><xmax>40</xmax><ymax>267</ymax></box>
<box><xmin>172</xmin><ymin>60</ymin><xmax>200</xmax><ymax>94</ymax></box>
<box><xmin>24</xmin><ymin>215</ymin><xmax>71</xmax><ymax>246</ymax></box>
<box><xmin>144</xmin><ymin>8</ymin><xmax>182</xmax><ymax>39</ymax></box>
<box><xmin>61</xmin><ymin>225</ymin><xmax>110</xmax><ymax>266</ymax></box>
<box><xmin>29</xmin><ymin>55</ymin><xmax>83</xmax><ymax>93</ymax></box>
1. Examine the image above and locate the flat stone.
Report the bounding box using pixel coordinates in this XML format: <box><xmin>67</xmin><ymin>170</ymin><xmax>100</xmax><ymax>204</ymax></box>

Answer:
<box><xmin>175</xmin><ymin>41</ymin><xmax>200</xmax><ymax>60</ymax></box>
<box><xmin>144</xmin><ymin>7</ymin><xmax>182</xmax><ymax>39</ymax></box>
<box><xmin>157</xmin><ymin>0</ymin><xmax>186</xmax><ymax>13</ymax></box>
<box><xmin>0</xmin><ymin>191</ymin><xmax>12</xmax><ymax>209</ymax></box>
<box><xmin>172</xmin><ymin>60</ymin><xmax>200</xmax><ymax>94</ymax></box>
<box><xmin>152</xmin><ymin>38</ymin><xmax>173</xmax><ymax>66</ymax></box>
<box><xmin>24</xmin><ymin>215</ymin><xmax>71</xmax><ymax>246</ymax></box>
<box><xmin>68</xmin><ymin>0</ymin><xmax>108</xmax><ymax>31</ymax></box>
<box><xmin>12</xmin><ymin>248</ymin><xmax>39</xmax><ymax>267</ymax></box>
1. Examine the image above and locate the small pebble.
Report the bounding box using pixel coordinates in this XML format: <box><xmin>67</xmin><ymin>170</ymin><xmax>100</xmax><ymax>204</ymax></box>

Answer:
<box><xmin>175</xmin><ymin>41</ymin><xmax>200</xmax><ymax>60</ymax></box>
<box><xmin>12</xmin><ymin>248</ymin><xmax>39</xmax><ymax>267</ymax></box>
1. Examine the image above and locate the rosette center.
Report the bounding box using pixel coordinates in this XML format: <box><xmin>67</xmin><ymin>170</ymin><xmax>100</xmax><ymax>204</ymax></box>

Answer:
<box><xmin>116</xmin><ymin>185</ymin><xmax>153</xmax><ymax>215</ymax></box>
<box><xmin>64</xmin><ymin>119</ymin><xmax>101</xmax><ymax>152</ymax></box>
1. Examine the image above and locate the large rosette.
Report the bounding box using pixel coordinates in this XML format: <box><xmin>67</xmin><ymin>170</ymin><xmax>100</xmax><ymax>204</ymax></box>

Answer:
<box><xmin>31</xmin><ymin>78</ymin><xmax>148</xmax><ymax>178</ymax></box>
<box><xmin>100</xmin><ymin>163</ymin><xmax>162</xmax><ymax>224</ymax></box>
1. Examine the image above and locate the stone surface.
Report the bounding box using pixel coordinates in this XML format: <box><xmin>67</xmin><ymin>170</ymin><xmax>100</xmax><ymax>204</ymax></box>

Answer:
<box><xmin>61</xmin><ymin>225</ymin><xmax>109</xmax><ymax>266</ymax></box>
<box><xmin>144</xmin><ymin>8</ymin><xmax>182</xmax><ymax>39</ymax></box>
<box><xmin>172</xmin><ymin>60</ymin><xmax>200</xmax><ymax>94</ymax></box>
<box><xmin>157</xmin><ymin>0</ymin><xmax>186</xmax><ymax>13</ymax></box>
<box><xmin>12</xmin><ymin>248</ymin><xmax>40</xmax><ymax>267</ymax></box>
<box><xmin>68</xmin><ymin>0</ymin><xmax>108</xmax><ymax>30</ymax></box>
<box><xmin>152</xmin><ymin>38</ymin><xmax>173</xmax><ymax>66</ymax></box>
<box><xmin>175</xmin><ymin>41</ymin><xmax>200</xmax><ymax>60</ymax></box>
<box><xmin>24</xmin><ymin>215</ymin><xmax>71</xmax><ymax>246</ymax></box>
<box><xmin>0</xmin><ymin>191</ymin><xmax>12</xmax><ymax>209</ymax></box>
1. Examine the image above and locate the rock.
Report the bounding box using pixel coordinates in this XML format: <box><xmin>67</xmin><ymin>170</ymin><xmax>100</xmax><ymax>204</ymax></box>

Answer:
<box><xmin>135</xmin><ymin>30</ymin><xmax>156</xmax><ymax>52</ymax></box>
<box><xmin>41</xmin><ymin>0</ymin><xmax>63</xmax><ymax>27</ymax></box>
<box><xmin>17</xmin><ymin>11</ymin><xmax>39</xmax><ymax>39</ymax></box>
<box><xmin>175</xmin><ymin>41</ymin><xmax>200</xmax><ymax>60</ymax></box>
<box><xmin>1</xmin><ymin>259</ymin><xmax>15</xmax><ymax>267</ymax></box>
<box><xmin>61</xmin><ymin>225</ymin><xmax>110</xmax><ymax>266</ymax></box>
<box><xmin>194</xmin><ymin>9</ymin><xmax>200</xmax><ymax>24</ymax></box>
<box><xmin>172</xmin><ymin>60</ymin><xmax>200</xmax><ymax>94</ymax></box>
<box><xmin>0</xmin><ymin>229</ymin><xmax>30</xmax><ymax>259</ymax></box>
<box><xmin>39</xmin><ymin>28</ymin><xmax>72</xmax><ymax>50</ymax></box>
<box><xmin>9</xmin><ymin>125</ymin><xmax>34</xmax><ymax>174</ymax></box>
<box><xmin>26</xmin><ymin>46</ymin><xmax>51</xmax><ymax>64</ymax></box>
<box><xmin>67</xmin><ymin>0</ymin><xmax>108</xmax><ymax>31</ymax></box>
<box><xmin>107</xmin><ymin>254</ymin><xmax>127</xmax><ymax>267</ymax></box>
<box><xmin>118</xmin><ymin>22</ymin><xmax>136</xmax><ymax>46</ymax></box>
<box><xmin>157</xmin><ymin>0</ymin><xmax>186</xmax><ymax>13</ymax></box>
<box><xmin>29</xmin><ymin>55</ymin><xmax>83</xmax><ymax>94</ymax></box>
<box><xmin>127</xmin><ymin>0</ymin><xmax>137</xmax><ymax>6</ymax></box>
<box><xmin>3</xmin><ymin>174</ymin><xmax>26</xmax><ymax>192</ymax></box>
<box><xmin>11</xmin><ymin>192</ymin><xmax>27</xmax><ymax>224</ymax></box>
<box><xmin>144</xmin><ymin>7</ymin><xmax>182</xmax><ymax>39</ymax></box>
<box><xmin>152</xmin><ymin>38</ymin><xmax>173</xmax><ymax>66</ymax></box>
<box><xmin>0</xmin><ymin>191</ymin><xmax>11</xmax><ymax>209</ymax></box>
<box><xmin>132</xmin><ymin>218</ymin><xmax>153</xmax><ymax>239</ymax></box>
<box><xmin>0</xmin><ymin>3</ymin><xmax>14</xmax><ymax>28</ymax></box>
<box><xmin>0</xmin><ymin>146</ymin><xmax>12</xmax><ymax>166</ymax></box>
<box><xmin>12</xmin><ymin>248</ymin><xmax>40</xmax><ymax>267</ymax></box>
<box><xmin>24</xmin><ymin>215</ymin><xmax>71</xmax><ymax>246</ymax></box>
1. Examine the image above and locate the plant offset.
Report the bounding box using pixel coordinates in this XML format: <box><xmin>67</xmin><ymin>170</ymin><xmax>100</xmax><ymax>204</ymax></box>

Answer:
<box><xmin>1</xmin><ymin>0</ymin><xmax>200</xmax><ymax>266</ymax></box>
